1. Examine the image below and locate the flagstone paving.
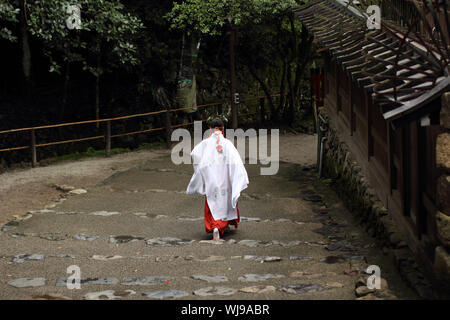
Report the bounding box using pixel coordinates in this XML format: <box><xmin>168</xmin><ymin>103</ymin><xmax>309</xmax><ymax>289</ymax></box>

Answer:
<box><xmin>0</xmin><ymin>153</ymin><xmax>419</xmax><ymax>300</ymax></box>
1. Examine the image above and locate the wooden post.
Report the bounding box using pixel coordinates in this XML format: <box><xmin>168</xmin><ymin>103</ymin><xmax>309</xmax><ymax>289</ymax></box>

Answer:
<box><xmin>165</xmin><ymin>107</ymin><xmax>172</xmax><ymax>149</ymax></box>
<box><xmin>30</xmin><ymin>129</ymin><xmax>37</xmax><ymax>167</ymax></box>
<box><xmin>105</xmin><ymin>120</ymin><xmax>111</xmax><ymax>157</ymax></box>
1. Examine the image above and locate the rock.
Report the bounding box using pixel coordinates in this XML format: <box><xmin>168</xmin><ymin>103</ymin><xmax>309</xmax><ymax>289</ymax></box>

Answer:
<box><xmin>68</xmin><ymin>189</ymin><xmax>87</xmax><ymax>195</ymax></box>
<box><xmin>91</xmin><ymin>255</ymin><xmax>123</xmax><ymax>261</ymax></box>
<box><xmin>8</xmin><ymin>278</ymin><xmax>46</xmax><ymax>288</ymax></box>
<box><xmin>1</xmin><ymin>220</ymin><xmax>19</xmax><ymax>231</ymax></box>
<box><xmin>109</xmin><ymin>235</ymin><xmax>144</xmax><ymax>244</ymax></box>
<box><xmin>436</xmin><ymin>212</ymin><xmax>450</xmax><ymax>248</ymax></box>
<box><xmin>303</xmin><ymin>194</ymin><xmax>323</xmax><ymax>202</ymax></box>
<box><xmin>356</xmin><ymin>293</ymin><xmax>383</xmax><ymax>300</ymax></box>
<box><xmin>274</xmin><ymin>218</ymin><xmax>291</xmax><ymax>222</ymax></box>
<box><xmin>142</xmin><ymin>290</ymin><xmax>189</xmax><ymax>299</ymax></box>
<box><xmin>55</xmin><ymin>211</ymin><xmax>81</xmax><ymax>215</ymax></box>
<box><xmin>437</xmin><ymin>177</ymin><xmax>450</xmax><ymax>215</ymax></box>
<box><xmin>389</xmin><ymin>232</ymin><xmax>404</xmax><ymax>246</ymax></box>
<box><xmin>177</xmin><ymin>216</ymin><xmax>203</xmax><ymax>221</ymax></box>
<box><xmin>243</xmin><ymin>255</ymin><xmax>281</xmax><ymax>262</ymax></box>
<box><xmin>239</xmin><ymin>285</ymin><xmax>277</xmax><ymax>294</ymax></box>
<box><xmin>434</xmin><ymin>246</ymin><xmax>450</xmax><ymax>280</ymax></box>
<box><xmin>393</xmin><ymin>248</ymin><xmax>412</xmax><ymax>265</ymax></box>
<box><xmin>133</xmin><ymin>212</ymin><xmax>167</xmax><ymax>219</ymax></box>
<box><xmin>10</xmin><ymin>233</ymin><xmax>27</xmax><ymax>238</ymax></box>
<box><xmin>396</xmin><ymin>241</ymin><xmax>408</xmax><ymax>249</ymax></box>
<box><xmin>32</xmin><ymin>294</ymin><xmax>72</xmax><ymax>300</ymax></box>
<box><xmin>53</xmin><ymin>184</ymin><xmax>75</xmax><ymax>192</ymax></box>
<box><xmin>73</xmin><ymin>234</ymin><xmax>100</xmax><ymax>241</ymax></box>
<box><xmin>39</xmin><ymin>232</ymin><xmax>69</xmax><ymax>241</ymax></box>
<box><xmin>238</xmin><ymin>240</ymin><xmax>271</xmax><ymax>247</ymax></box>
<box><xmin>344</xmin><ymin>269</ymin><xmax>358</xmax><ymax>275</ymax></box>
<box><xmin>121</xmin><ymin>276</ymin><xmax>172</xmax><ymax>286</ymax></box>
<box><xmin>350</xmin><ymin>260</ymin><xmax>369</xmax><ymax>273</ymax></box>
<box><xmin>90</xmin><ymin>211</ymin><xmax>120</xmax><ymax>216</ymax></box>
<box><xmin>56</xmin><ymin>277</ymin><xmax>118</xmax><ymax>286</ymax></box>
<box><xmin>290</xmin><ymin>271</ymin><xmax>336</xmax><ymax>279</ymax></box>
<box><xmin>199</xmin><ymin>239</ymin><xmax>225</xmax><ymax>245</ymax></box>
<box><xmin>355</xmin><ymin>285</ymin><xmax>375</xmax><ymax>297</ymax></box>
<box><xmin>49</xmin><ymin>254</ymin><xmax>75</xmax><ymax>259</ymax></box>
<box><xmin>145</xmin><ymin>237</ymin><xmax>195</xmax><ymax>246</ymax></box>
<box><xmin>13</xmin><ymin>254</ymin><xmax>44</xmax><ymax>263</ymax></box>
<box><xmin>326</xmin><ymin>282</ymin><xmax>344</xmax><ymax>288</ymax></box>
<box><xmin>289</xmin><ymin>256</ymin><xmax>313</xmax><ymax>261</ymax></box>
<box><xmin>193</xmin><ymin>287</ymin><xmax>237</xmax><ymax>296</ymax></box>
<box><xmin>238</xmin><ymin>274</ymin><xmax>285</xmax><ymax>282</ymax></box>
<box><xmin>441</xmin><ymin>92</ymin><xmax>450</xmax><ymax>129</ymax></box>
<box><xmin>145</xmin><ymin>189</ymin><xmax>168</xmax><ymax>193</ymax></box>
<box><xmin>84</xmin><ymin>290</ymin><xmax>136</xmax><ymax>300</ymax></box>
<box><xmin>436</xmin><ymin>133</ymin><xmax>450</xmax><ymax>173</ymax></box>
<box><xmin>12</xmin><ymin>213</ymin><xmax>33</xmax><ymax>221</ymax></box>
<box><xmin>191</xmin><ymin>275</ymin><xmax>229</xmax><ymax>283</ymax></box>
<box><xmin>320</xmin><ymin>255</ymin><xmax>346</xmax><ymax>264</ymax></box>
<box><xmin>196</xmin><ymin>256</ymin><xmax>226</xmax><ymax>262</ymax></box>
<box><xmin>240</xmin><ymin>217</ymin><xmax>262</xmax><ymax>222</ymax></box>
<box><xmin>272</xmin><ymin>240</ymin><xmax>302</xmax><ymax>247</ymax></box>
<box><xmin>280</xmin><ymin>284</ymin><xmax>328</xmax><ymax>294</ymax></box>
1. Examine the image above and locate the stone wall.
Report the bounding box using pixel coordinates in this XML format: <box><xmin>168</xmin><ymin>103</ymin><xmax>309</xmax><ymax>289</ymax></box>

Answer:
<box><xmin>318</xmin><ymin>107</ymin><xmax>438</xmax><ymax>299</ymax></box>
<box><xmin>434</xmin><ymin>92</ymin><xmax>450</xmax><ymax>292</ymax></box>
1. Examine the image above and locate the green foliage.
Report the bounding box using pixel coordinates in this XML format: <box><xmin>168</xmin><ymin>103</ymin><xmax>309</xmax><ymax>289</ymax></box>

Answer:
<box><xmin>0</xmin><ymin>0</ymin><xmax>19</xmax><ymax>41</ymax></box>
<box><xmin>165</xmin><ymin>0</ymin><xmax>297</xmax><ymax>35</ymax></box>
<box><xmin>24</xmin><ymin>0</ymin><xmax>144</xmax><ymax>75</ymax></box>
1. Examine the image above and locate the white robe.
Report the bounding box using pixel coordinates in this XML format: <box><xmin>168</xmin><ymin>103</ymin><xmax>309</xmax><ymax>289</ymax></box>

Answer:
<box><xmin>186</xmin><ymin>131</ymin><xmax>249</xmax><ymax>221</ymax></box>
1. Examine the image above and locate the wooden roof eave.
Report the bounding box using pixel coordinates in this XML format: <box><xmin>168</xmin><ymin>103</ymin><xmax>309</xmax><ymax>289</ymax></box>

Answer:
<box><xmin>384</xmin><ymin>76</ymin><xmax>450</xmax><ymax>127</ymax></box>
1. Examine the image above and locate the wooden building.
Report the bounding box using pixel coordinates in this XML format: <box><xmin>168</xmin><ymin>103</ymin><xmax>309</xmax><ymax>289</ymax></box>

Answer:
<box><xmin>294</xmin><ymin>0</ymin><xmax>450</xmax><ymax>284</ymax></box>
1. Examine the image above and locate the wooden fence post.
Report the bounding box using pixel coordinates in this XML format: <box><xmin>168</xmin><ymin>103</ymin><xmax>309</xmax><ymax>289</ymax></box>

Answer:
<box><xmin>30</xmin><ymin>129</ymin><xmax>37</xmax><ymax>167</ymax></box>
<box><xmin>105</xmin><ymin>120</ymin><xmax>111</xmax><ymax>157</ymax></box>
<box><xmin>165</xmin><ymin>107</ymin><xmax>172</xmax><ymax>148</ymax></box>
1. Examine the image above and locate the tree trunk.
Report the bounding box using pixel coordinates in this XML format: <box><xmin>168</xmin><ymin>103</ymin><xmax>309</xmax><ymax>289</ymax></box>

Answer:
<box><xmin>95</xmin><ymin>52</ymin><xmax>101</xmax><ymax>129</ymax></box>
<box><xmin>293</xmin><ymin>26</ymin><xmax>313</xmax><ymax>109</ymax></box>
<box><xmin>230</xmin><ymin>27</ymin><xmax>238</xmax><ymax>130</ymax></box>
<box><xmin>277</xmin><ymin>59</ymin><xmax>288</xmax><ymax>121</ymax></box>
<box><xmin>19</xmin><ymin>0</ymin><xmax>32</xmax><ymax>123</ymax></box>
<box><xmin>60</xmin><ymin>61</ymin><xmax>70</xmax><ymax>122</ymax></box>
<box><xmin>58</xmin><ymin>60</ymin><xmax>70</xmax><ymax>154</ymax></box>
<box><xmin>247</xmin><ymin>66</ymin><xmax>275</xmax><ymax>121</ymax></box>
<box><xmin>286</xmin><ymin>64</ymin><xmax>295</xmax><ymax>125</ymax></box>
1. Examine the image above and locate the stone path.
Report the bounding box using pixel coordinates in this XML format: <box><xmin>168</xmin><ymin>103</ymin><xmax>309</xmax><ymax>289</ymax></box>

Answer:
<box><xmin>0</xmin><ymin>153</ymin><xmax>418</xmax><ymax>300</ymax></box>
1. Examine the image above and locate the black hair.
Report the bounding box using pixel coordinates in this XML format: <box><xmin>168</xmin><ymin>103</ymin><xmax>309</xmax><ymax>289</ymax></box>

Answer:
<box><xmin>210</xmin><ymin>118</ymin><xmax>224</xmax><ymax>128</ymax></box>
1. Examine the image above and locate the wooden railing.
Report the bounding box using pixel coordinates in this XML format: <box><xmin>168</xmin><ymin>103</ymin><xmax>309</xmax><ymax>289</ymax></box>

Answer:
<box><xmin>0</xmin><ymin>94</ymin><xmax>279</xmax><ymax>167</ymax></box>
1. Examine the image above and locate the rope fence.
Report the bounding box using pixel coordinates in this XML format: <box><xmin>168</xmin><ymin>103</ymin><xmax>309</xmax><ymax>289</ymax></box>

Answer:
<box><xmin>0</xmin><ymin>94</ymin><xmax>280</xmax><ymax>167</ymax></box>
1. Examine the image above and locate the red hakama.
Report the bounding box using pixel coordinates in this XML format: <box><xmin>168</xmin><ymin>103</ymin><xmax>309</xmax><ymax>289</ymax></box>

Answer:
<box><xmin>204</xmin><ymin>197</ymin><xmax>240</xmax><ymax>236</ymax></box>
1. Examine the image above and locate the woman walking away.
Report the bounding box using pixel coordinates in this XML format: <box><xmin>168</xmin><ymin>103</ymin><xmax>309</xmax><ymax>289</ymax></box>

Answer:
<box><xmin>186</xmin><ymin>118</ymin><xmax>249</xmax><ymax>240</ymax></box>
